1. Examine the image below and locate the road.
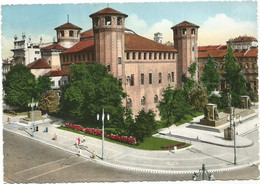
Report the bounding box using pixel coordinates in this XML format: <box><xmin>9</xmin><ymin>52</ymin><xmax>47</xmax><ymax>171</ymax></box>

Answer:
<box><xmin>3</xmin><ymin>130</ymin><xmax>260</xmax><ymax>183</ymax></box>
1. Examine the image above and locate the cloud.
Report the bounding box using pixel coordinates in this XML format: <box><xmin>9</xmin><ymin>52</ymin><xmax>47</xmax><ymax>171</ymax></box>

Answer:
<box><xmin>126</xmin><ymin>14</ymin><xmax>174</xmax><ymax>43</ymax></box>
<box><xmin>199</xmin><ymin>14</ymin><xmax>257</xmax><ymax>46</ymax></box>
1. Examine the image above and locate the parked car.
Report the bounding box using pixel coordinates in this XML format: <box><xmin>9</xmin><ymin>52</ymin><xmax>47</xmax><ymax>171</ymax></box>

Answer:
<box><xmin>3</xmin><ymin>109</ymin><xmax>17</xmax><ymax>115</ymax></box>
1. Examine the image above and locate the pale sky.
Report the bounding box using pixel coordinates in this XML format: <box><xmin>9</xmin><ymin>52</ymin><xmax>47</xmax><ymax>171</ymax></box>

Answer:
<box><xmin>1</xmin><ymin>0</ymin><xmax>258</xmax><ymax>59</ymax></box>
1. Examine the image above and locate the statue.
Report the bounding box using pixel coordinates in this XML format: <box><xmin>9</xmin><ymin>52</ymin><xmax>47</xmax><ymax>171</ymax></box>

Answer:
<box><xmin>214</xmin><ymin>108</ymin><xmax>219</xmax><ymax>120</ymax></box>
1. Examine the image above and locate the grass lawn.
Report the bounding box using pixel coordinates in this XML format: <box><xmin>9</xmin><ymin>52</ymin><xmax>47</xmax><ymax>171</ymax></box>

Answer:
<box><xmin>58</xmin><ymin>126</ymin><xmax>190</xmax><ymax>150</ymax></box>
<box><xmin>3</xmin><ymin>112</ymin><xmax>28</xmax><ymax>117</ymax></box>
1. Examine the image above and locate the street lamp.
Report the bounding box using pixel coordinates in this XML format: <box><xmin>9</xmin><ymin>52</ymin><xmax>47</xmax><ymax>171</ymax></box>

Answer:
<box><xmin>28</xmin><ymin>98</ymin><xmax>38</xmax><ymax>137</ymax></box>
<box><xmin>97</xmin><ymin>109</ymin><xmax>110</xmax><ymax>160</ymax></box>
<box><xmin>192</xmin><ymin>164</ymin><xmax>215</xmax><ymax>181</ymax></box>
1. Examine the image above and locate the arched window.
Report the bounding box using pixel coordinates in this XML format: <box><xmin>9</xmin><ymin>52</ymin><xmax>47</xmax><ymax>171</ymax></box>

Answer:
<box><xmin>105</xmin><ymin>16</ymin><xmax>111</xmax><ymax>25</ymax></box>
<box><xmin>126</xmin><ymin>76</ymin><xmax>131</xmax><ymax>85</ymax></box>
<box><xmin>69</xmin><ymin>30</ymin><xmax>74</xmax><ymax>37</ymax></box>
<box><xmin>154</xmin><ymin>95</ymin><xmax>158</xmax><ymax>103</ymax></box>
<box><xmin>191</xmin><ymin>28</ymin><xmax>195</xmax><ymax>35</ymax></box>
<box><xmin>117</xmin><ymin>17</ymin><xmax>122</xmax><ymax>25</ymax></box>
<box><xmin>141</xmin><ymin>96</ymin><xmax>145</xmax><ymax>105</ymax></box>
<box><xmin>127</xmin><ymin>98</ymin><xmax>132</xmax><ymax>108</ymax></box>
<box><xmin>182</xmin><ymin>28</ymin><xmax>187</xmax><ymax>35</ymax></box>
<box><xmin>60</xmin><ymin>30</ymin><xmax>64</xmax><ymax>37</ymax></box>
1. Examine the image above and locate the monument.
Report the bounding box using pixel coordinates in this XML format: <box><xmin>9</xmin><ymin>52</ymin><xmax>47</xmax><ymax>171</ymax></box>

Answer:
<box><xmin>200</xmin><ymin>104</ymin><xmax>227</xmax><ymax>127</ymax></box>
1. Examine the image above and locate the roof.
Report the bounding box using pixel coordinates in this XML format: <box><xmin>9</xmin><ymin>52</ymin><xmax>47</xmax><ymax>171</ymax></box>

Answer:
<box><xmin>171</xmin><ymin>21</ymin><xmax>199</xmax><ymax>29</ymax></box>
<box><xmin>44</xmin><ymin>70</ymin><xmax>67</xmax><ymax>77</ymax></box>
<box><xmin>244</xmin><ymin>49</ymin><xmax>258</xmax><ymax>57</ymax></box>
<box><xmin>125</xmin><ymin>33</ymin><xmax>177</xmax><ymax>52</ymax></box>
<box><xmin>233</xmin><ymin>36</ymin><xmax>257</xmax><ymax>42</ymax></box>
<box><xmin>62</xmin><ymin>39</ymin><xmax>95</xmax><ymax>54</ymax></box>
<box><xmin>198</xmin><ymin>49</ymin><xmax>227</xmax><ymax>58</ymax></box>
<box><xmin>26</xmin><ymin>59</ymin><xmax>51</xmax><ymax>69</ymax></box>
<box><xmin>80</xmin><ymin>29</ymin><xmax>94</xmax><ymax>39</ymax></box>
<box><xmin>41</xmin><ymin>43</ymin><xmax>67</xmax><ymax>50</ymax></box>
<box><xmin>55</xmin><ymin>22</ymin><xmax>82</xmax><ymax>30</ymax></box>
<box><xmin>89</xmin><ymin>8</ymin><xmax>128</xmax><ymax>18</ymax></box>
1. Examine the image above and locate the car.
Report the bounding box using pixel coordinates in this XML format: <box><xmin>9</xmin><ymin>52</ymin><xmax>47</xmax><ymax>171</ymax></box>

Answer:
<box><xmin>3</xmin><ymin>109</ymin><xmax>17</xmax><ymax>115</ymax></box>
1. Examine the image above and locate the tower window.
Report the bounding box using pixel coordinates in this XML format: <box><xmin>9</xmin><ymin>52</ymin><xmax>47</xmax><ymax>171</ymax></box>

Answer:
<box><xmin>149</xmin><ymin>73</ymin><xmax>153</xmax><ymax>84</ymax></box>
<box><xmin>171</xmin><ymin>72</ymin><xmax>174</xmax><ymax>82</ymax></box>
<box><xmin>141</xmin><ymin>96</ymin><xmax>145</xmax><ymax>105</ymax></box>
<box><xmin>191</xmin><ymin>28</ymin><xmax>195</xmax><ymax>35</ymax></box>
<box><xmin>117</xmin><ymin>17</ymin><xmax>122</xmax><ymax>25</ymax></box>
<box><xmin>182</xmin><ymin>28</ymin><xmax>187</xmax><ymax>35</ymax></box>
<box><xmin>77</xmin><ymin>31</ymin><xmax>80</xmax><ymax>37</ymax></box>
<box><xmin>158</xmin><ymin>73</ymin><xmax>162</xmax><ymax>84</ymax></box>
<box><xmin>60</xmin><ymin>30</ymin><xmax>64</xmax><ymax>37</ymax></box>
<box><xmin>94</xmin><ymin>18</ymin><xmax>101</xmax><ymax>26</ymax></box>
<box><xmin>141</xmin><ymin>73</ymin><xmax>144</xmax><ymax>85</ymax></box>
<box><xmin>105</xmin><ymin>16</ymin><xmax>111</xmax><ymax>25</ymax></box>
<box><xmin>118</xmin><ymin>57</ymin><xmax>122</xmax><ymax>64</ymax></box>
<box><xmin>130</xmin><ymin>74</ymin><xmax>134</xmax><ymax>86</ymax></box>
<box><xmin>69</xmin><ymin>30</ymin><xmax>74</xmax><ymax>37</ymax></box>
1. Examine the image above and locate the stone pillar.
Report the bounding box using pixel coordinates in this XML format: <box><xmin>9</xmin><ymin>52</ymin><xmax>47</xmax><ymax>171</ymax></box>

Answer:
<box><xmin>224</xmin><ymin>127</ymin><xmax>233</xmax><ymax>140</ymax></box>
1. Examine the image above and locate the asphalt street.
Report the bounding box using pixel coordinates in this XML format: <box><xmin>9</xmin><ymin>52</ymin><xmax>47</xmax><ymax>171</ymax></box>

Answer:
<box><xmin>3</xmin><ymin>130</ymin><xmax>260</xmax><ymax>183</ymax></box>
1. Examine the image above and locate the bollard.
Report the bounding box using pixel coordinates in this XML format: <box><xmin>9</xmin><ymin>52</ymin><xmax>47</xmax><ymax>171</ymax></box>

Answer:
<box><xmin>93</xmin><ymin>151</ymin><xmax>96</xmax><ymax>159</ymax></box>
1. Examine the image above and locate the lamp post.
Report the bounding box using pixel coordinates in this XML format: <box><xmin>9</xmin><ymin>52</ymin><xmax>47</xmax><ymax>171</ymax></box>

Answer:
<box><xmin>28</xmin><ymin>98</ymin><xmax>38</xmax><ymax>137</ymax></box>
<box><xmin>192</xmin><ymin>164</ymin><xmax>214</xmax><ymax>181</ymax></box>
<box><xmin>97</xmin><ymin>109</ymin><xmax>110</xmax><ymax>160</ymax></box>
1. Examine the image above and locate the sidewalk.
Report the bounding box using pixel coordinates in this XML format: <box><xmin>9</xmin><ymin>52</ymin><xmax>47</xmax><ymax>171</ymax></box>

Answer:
<box><xmin>3</xmin><ymin>113</ymin><xmax>259</xmax><ymax>174</ymax></box>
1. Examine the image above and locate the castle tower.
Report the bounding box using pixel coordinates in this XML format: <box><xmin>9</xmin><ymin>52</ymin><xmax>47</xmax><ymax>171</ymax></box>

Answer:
<box><xmin>55</xmin><ymin>22</ymin><xmax>82</xmax><ymax>48</ymax></box>
<box><xmin>154</xmin><ymin>32</ymin><xmax>163</xmax><ymax>43</ymax></box>
<box><xmin>89</xmin><ymin>8</ymin><xmax>128</xmax><ymax>79</ymax></box>
<box><xmin>171</xmin><ymin>21</ymin><xmax>199</xmax><ymax>87</ymax></box>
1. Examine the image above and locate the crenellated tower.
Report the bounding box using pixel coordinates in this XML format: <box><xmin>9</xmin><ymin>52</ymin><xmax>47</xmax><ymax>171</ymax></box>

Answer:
<box><xmin>171</xmin><ymin>21</ymin><xmax>199</xmax><ymax>87</ymax></box>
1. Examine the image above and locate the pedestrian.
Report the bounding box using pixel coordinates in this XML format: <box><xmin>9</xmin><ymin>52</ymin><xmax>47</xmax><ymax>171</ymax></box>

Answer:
<box><xmin>75</xmin><ymin>138</ymin><xmax>78</xmax><ymax>148</ymax></box>
<box><xmin>7</xmin><ymin>117</ymin><xmax>10</xmax><ymax>123</ymax></box>
<box><xmin>82</xmin><ymin>135</ymin><xmax>86</xmax><ymax>143</ymax></box>
<box><xmin>77</xmin><ymin>137</ymin><xmax>81</xmax><ymax>146</ymax></box>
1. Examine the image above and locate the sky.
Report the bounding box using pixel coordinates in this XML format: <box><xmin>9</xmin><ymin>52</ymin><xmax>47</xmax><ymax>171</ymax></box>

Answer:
<box><xmin>0</xmin><ymin>0</ymin><xmax>258</xmax><ymax>59</ymax></box>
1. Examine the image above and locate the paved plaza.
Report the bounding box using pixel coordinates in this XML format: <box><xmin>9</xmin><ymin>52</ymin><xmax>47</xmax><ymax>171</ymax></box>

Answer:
<box><xmin>3</xmin><ymin>105</ymin><xmax>259</xmax><ymax>175</ymax></box>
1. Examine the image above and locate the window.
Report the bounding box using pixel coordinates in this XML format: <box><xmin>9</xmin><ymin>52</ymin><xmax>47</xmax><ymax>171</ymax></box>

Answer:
<box><xmin>159</xmin><ymin>53</ymin><xmax>162</xmax><ymax>60</ymax></box>
<box><xmin>164</xmin><ymin>53</ymin><xmax>167</xmax><ymax>59</ymax></box>
<box><xmin>144</xmin><ymin>53</ymin><xmax>147</xmax><ymax>60</ymax></box>
<box><xmin>154</xmin><ymin>53</ymin><xmax>157</xmax><ymax>60</ymax></box>
<box><xmin>154</xmin><ymin>95</ymin><xmax>158</xmax><ymax>103</ymax></box>
<box><xmin>49</xmin><ymin>60</ymin><xmax>51</xmax><ymax>65</ymax></box>
<box><xmin>117</xmin><ymin>17</ymin><xmax>122</xmax><ymax>25</ymax></box>
<box><xmin>158</xmin><ymin>73</ymin><xmax>162</xmax><ymax>84</ymax></box>
<box><xmin>192</xmin><ymin>46</ymin><xmax>194</xmax><ymax>51</ymax></box>
<box><xmin>191</xmin><ymin>28</ymin><xmax>195</xmax><ymax>35</ymax></box>
<box><xmin>35</xmin><ymin>51</ymin><xmax>40</xmax><ymax>54</ymax></box>
<box><xmin>34</xmin><ymin>57</ymin><xmax>37</xmax><ymax>61</ymax></box>
<box><xmin>58</xmin><ymin>81</ymin><xmax>61</xmax><ymax>86</ymax></box>
<box><xmin>182</xmin><ymin>28</ymin><xmax>187</xmax><ymax>35</ymax></box>
<box><xmin>149</xmin><ymin>73</ymin><xmax>152</xmax><ymax>84</ymax></box>
<box><xmin>171</xmin><ymin>72</ymin><xmax>174</xmax><ymax>82</ymax></box>
<box><xmin>105</xmin><ymin>16</ymin><xmax>111</xmax><ymax>25</ymax></box>
<box><xmin>94</xmin><ymin>18</ymin><xmax>101</xmax><ymax>26</ymax></box>
<box><xmin>130</xmin><ymin>74</ymin><xmax>134</xmax><ymax>86</ymax></box>
<box><xmin>149</xmin><ymin>53</ymin><xmax>152</xmax><ymax>60</ymax></box>
<box><xmin>118</xmin><ymin>57</ymin><xmax>122</xmax><ymax>64</ymax></box>
<box><xmin>141</xmin><ymin>96</ymin><xmax>145</xmax><ymax>105</ymax></box>
<box><xmin>126</xmin><ymin>52</ymin><xmax>130</xmax><ymax>60</ymax></box>
<box><xmin>69</xmin><ymin>30</ymin><xmax>74</xmax><ymax>37</ymax></box>
<box><xmin>168</xmin><ymin>53</ymin><xmax>171</xmax><ymax>59</ymax></box>
<box><xmin>141</xmin><ymin>73</ymin><xmax>144</xmax><ymax>85</ymax></box>
<box><xmin>138</xmin><ymin>52</ymin><xmax>141</xmax><ymax>60</ymax></box>
<box><xmin>133</xmin><ymin>52</ymin><xmax>136</xmax><ymax>60</ymax></box>
<box><xmin>60</xmin><ymin>30</ymin><xmax>64</xmax><ymax>37</ymax></box>
<box><xmin>107</xmin><ymin>64</ymin><xmax>110</xmax><ymax>72</ymax></box>
<box><xmin>168</xmin><ymin>74</ymin><xmax>171</xmax><ymax>83</ymax></box>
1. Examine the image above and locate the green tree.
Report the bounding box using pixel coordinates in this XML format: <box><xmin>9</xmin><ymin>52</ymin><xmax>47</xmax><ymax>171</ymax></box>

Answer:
<box><xmin>3</xmin><ymin>64</ymin><xmax>38</xmax><ymax>108</ymax></box>
<box><xmin>37</xmin><ymin>76</ymin><xmax>52</xmax><ymax>99</ymax></box>
<box><xmin>131</xmin><ymin>109</ymin><xmax>157</xmax><ymax>142</ymax></box>
<box><xmin>123</xmin><ymin>108</ymin><xmax>135</xmax><ymax>136</ymax></box>
<box><xmin>182</xmin><ymin>62</ymin><xmax>197</xmax><ymax>94</ymax></box>
<box><xmin>60</xmin><ymin>63</ymin><xmax>126</xmax><ymax>128</ymax></box>
<box><xmin>201</xmin><ymin>55</ymin><xmax>220</xmax><ymax>94</ymax></box>
<box><xmin>223</xmin><ymin>44</ymin><xmax>247</xmax><ymax>107</ymax></box>
<box><xmin>39</xmin><ymin>90</ymin><xmax>60</xmax><ymax>113</ymax></box>
<box><xmin>190</xmin><ymin>83</ymin><xmax>208</xmax><ymax>111</ymax></box>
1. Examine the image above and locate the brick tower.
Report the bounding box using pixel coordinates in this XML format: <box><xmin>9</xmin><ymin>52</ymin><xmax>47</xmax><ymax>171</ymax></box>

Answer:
<box><xmin>171</xmin><ymin>21</ymin><xmax>199</xmax><ymax>87</ymax></box>
<box><xmin>89</xmin><ymin>8</ymin><xmax>128</xmax><ymax>79</ymax></box>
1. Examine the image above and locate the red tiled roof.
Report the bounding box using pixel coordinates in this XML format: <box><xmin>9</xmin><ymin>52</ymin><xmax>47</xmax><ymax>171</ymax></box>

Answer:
<box><xmin>90</xmin><ymin>8</ymin><xmax>128</xmax><ymax>18</ymax></box>
<box><xmin>80</xmin><ymin>29</ymin><xmax>94</xmax><ymax>39</ymax></box>
<box><xmin>125</xmin><ymin>33</ymin><xmax>177</xmax><ymax>52</ymax></box>
<box><xmin>233</xmin><ymin>36</ymin><xmax>257</xmax><ymax>42</ymax></box>
<box><xmin>244</xmin><ymin>49</ymin><xmax>258</xmax><ymax>57</ymax></box>
<box><xmin>171</xmin><ymin>21</ymin><xmax>199</xmax><ymax>29</ymax></box>
<box><xmin>26</xmin><ymin>59</ymin><xmax>51</xmax><ymax>69</ymax></box>
<box><xmin>62</xmin><ymin>39</ymin><xmax>95</xmax><ymax>54</ymax></box>
<box><xmin>55</xmin><ymin>22</ymin><xmax>82</xmax><ymax>30</ymax></box>
<box><xmin>218</xmin><ymin>45</ymin><xmax>227</xmax><ymax>50</ymax></box>
<box><xmin>44</xmin><ymin>70</ymin><xmax>67</xmax><ymax>77</ymax></box>
<box><xmin>41</xmin><ymin>43</ymin><xmax>67</xmax><ymax>50</ymax></box>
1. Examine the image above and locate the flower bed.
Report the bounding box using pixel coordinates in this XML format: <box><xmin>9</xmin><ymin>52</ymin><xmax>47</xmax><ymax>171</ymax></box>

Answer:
<box><xmin>64</xmin><ymin>123</ymin><xmax>136</xmax><ymax>145</ymax></box>
<box><xmin>161</xmin><ymin>143</ymin><xmax>186</xmax><ymax>150</ymax></box>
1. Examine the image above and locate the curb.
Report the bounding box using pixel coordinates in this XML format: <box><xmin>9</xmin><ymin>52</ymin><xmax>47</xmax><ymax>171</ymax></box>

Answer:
<box><xmin>4</xmin><ymin>127</ymin><xmax>259</xmax><ymax>175</ymax></box>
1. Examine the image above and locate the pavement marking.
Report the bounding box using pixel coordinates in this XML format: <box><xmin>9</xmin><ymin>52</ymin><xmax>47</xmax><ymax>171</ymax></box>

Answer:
<box><xmin>15</xmin><ymin>155</ymin><xmax>78</xmax><ymax>175</ymax></box>
<box><xmin>26</xmin><ymin>160</ymin><xmax>87</xmax><ymax>181</ymax></box>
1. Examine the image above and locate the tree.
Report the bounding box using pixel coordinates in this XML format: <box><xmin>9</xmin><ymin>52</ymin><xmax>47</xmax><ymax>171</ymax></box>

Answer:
<box><xmin>37</xmin><ymin>76</ymin><xmax>52</xmax><ymax>99</ymax></box>
<box><xmin>3</xmin><ymin>64</ymin><xmax>38</xmax><ymax>108</ymax></box>
<box><xmin>60</xmin><ymin>63</ymin><xmax>126</xmax><ymax>128</ymax></box>
<box><xmin>201</xmin><ymin>55</ymin><xmax>220</xmax><ymax>94</ymax></box>
<box><xmin>39</xmin><ymin>90</ymin><xmax>60</xmax><ymax>114</ymax></box>
<box><xmin>158</xmin><ymin>87</ymin><xmax>192</xmax><ymax>125</ymax></box>
<box><xmin>248</xmin><ymin>90</ymin><xmax>258</xmax><ymax>102</ymax></box>
<box><xmin>182</xmin><ymin>62</ymin><xmax>196</xmax><ymax>94</ymax></box>
<box><xmin>131</xmin><ymin>109</ymin><xmax>157</xmax><ymax>142</ymax></box>
<box><xmin>190</xmin><ymin>83</ymin><xmax>208</xmax><ymax>111</ymax></box>
<box><xmin>223</xmin><ymin>44</ymin><xmax>247</xmax><ymax>107</ymax></box>
<box><xmin>123</xmin><ymin>108</ymin><xmax>135</xmax><ymax>136</ymax></box>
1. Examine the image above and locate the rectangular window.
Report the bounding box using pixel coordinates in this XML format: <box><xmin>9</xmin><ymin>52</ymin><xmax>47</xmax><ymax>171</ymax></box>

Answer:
<box><xmin>58</xmin><ymin>81</ymin><xmax>61</xmax><ymax>86</ymax></box>
<box><xmin>60</xmin><ymin>31</ymin><xmax>64</xmax><ymax>37</ymax></box>
<box><xmin>171</xmin><ymin>72</ymin><xmax>174</xmax><ymax>82</ymax></box>
<box><xmin>149</xmin><ymin>53</ymin><xmax>152</xmax><ymax>60</ymax></box>
<box><xmin>144</xmin><ymin>53</ymin><xmax>147</xmax><ymax>60</ymax></box>
<box><xmin>154</xmin><ymin>53</ymin><xmax>157</xmax><ymax>60</ymax></box>
<box><xmin>159</xmin><ymin>53</ymin><xmax>162</xmax><ymax>60</ymax></box>
<box><xmin>141</xmin><ymin>73</ymin><xmax>144</xmax><ymax>85</ymax></box>
<box><xmin>69</xmin><ymin>30</ymin><xmax>74</xmax><ymax>37</ymax></box>
<box><xmin>118</xmin><ymin>57</ymin><xmax>122</xmax><ymax>64</ymax></box>
<box><xmin>133</xmin><ymin>52</ymin><xmax>136</xmax><ymax>60</ymax></box>
<box><xmin>35</xmin><ymin>51</ymin><xmax>40</xmax><ymax>54</ymax></box>
<box><xmin>158</xmin><ymin>73</ymin><xmax>162</xmax><ymax>84</ymax></box>
<box><xmin>149</xmin><ymin>73</ymin><xmax>152</xmax><ymax>84</ymax></box>
<box><xmin>138</xmin><ymin>52</ymin><xmax>141</xmax><ymax>60</ymax></box>
<box><xmin>130</xmin><ymin>74</ymin><xmax>134</xmax><ymax>86</ymax></box>
<box><xmin>126</xmin><ymin>52</ymin><xmax>130</xmax><ymax>60</ymax></box>
<box><xmin>168</xmin><ymin>53</ymin><xmax>170</xmax><ymax>59</ymax></box>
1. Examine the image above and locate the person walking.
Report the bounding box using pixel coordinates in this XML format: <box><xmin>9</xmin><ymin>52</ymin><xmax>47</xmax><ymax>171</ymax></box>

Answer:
<box><xmin>82</xmin><ymin>135</ymin><xmax>86</xmax><ymax>143</ymax></box>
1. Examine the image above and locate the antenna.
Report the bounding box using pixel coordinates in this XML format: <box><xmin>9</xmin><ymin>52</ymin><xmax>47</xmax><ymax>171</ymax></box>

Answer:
<box><xmin>67</xmin><ymin>14</ymin><xmax>69</xmax><ymax>23</ymax></box>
